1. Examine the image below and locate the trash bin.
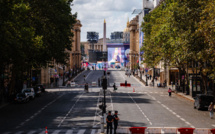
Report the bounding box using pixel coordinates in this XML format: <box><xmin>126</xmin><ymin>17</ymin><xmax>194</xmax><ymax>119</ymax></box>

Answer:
<box><xmin>129</xmin><ymin>127</ymin><xmax>147</xmax><ymax>134</ymax></box>
<box><xmin>178</xmin><ymin>128</ymin><xmax>195</xmax><ymax>134</ymax></box>
<box><xmin>211</xmin><ymin>129</ymin><xmax>215</xmax><ymax>134</ymax></box>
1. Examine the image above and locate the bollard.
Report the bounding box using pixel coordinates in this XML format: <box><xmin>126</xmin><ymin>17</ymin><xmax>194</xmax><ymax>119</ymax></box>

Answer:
<box><xmin>100</xmin><ymin>116</ymin><xmax>104</xmax><ymax>133</ymax></box>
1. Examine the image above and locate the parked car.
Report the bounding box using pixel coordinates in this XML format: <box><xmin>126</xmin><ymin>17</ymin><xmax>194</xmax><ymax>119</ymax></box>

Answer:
<box><xmin>22</xmin><ymin>88</ymin><xmax>35</xmax><ymax>99</ymax></box>
<box><xmin>194</xmin><ymin>94</ymin><xmax>214</xmax><ymax>110</ymax></box>
<box><xmin>14</xmin><ymin>93</ymin><xmax>30</xmax><ymax>103</ymax></box>
<box><xmin>33</xmin><ymin>86</ymin><xmax>42</xmax><ymax>96</ymax></box>
<box><xmin>36</xmin><ymin>84</ymin><xmax>45</xmax><ymax>92</ymax></box>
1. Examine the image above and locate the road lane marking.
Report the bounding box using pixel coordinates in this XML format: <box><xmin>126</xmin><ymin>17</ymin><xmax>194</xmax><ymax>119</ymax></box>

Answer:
<box><xmin>15</xmin><ymin>94</ymin><xmax>64</xmax><ymax>129</ymax></box>
<box><xmin>77</xmin><ymin>129</ymin><xmax>86</xmax><ymax>134</ymax></box>
<box><xmin>147</xmin><ymin>93</ymin><xmax>195</xmax><ymax>128</ymax></box>
<box><xmin>128</xmin><ymin>93</ymin><xmax>152</xmax><ymax>125</ymax></box>
<box><xmin>85</xmin><ymin>71</ymin><xmax>93</xmax><ymax>80</ymax></box>
<box><xmin>93</xmin><ymin>91</ymin><xmax>101</xmax><ymax>127</ymax></box>
<box><xmin>118</xmin><ymin>71</ymin><xmax>126</xmax><ymax>80</ymax></box>
<box><xmin>132</xmin><ymin>75</ymin><xmax>146</xmax><ymax>87</ymax></box>
<box><xmin>212</xmin><ymin>124</ymin><xmax>215</xmax><ymax>127</ymax></box>
<box><xmin>65</xmin><ymin>130</ymin><xmax>73</xmax><ymax>134</ymax></box>
<box><xmin>91</xmin><ymin>129</ymin><xmax>96</xmax><ymax>134</ymax></box>
<box><xmin>52</xmin><ymin>130</ymin><xmax>61</xmax><ymax>134</ymax></box>
<box><xmin>58</xmin><ymin>93</ymin><xmax>84</xmax><ymax>127</ymax></box>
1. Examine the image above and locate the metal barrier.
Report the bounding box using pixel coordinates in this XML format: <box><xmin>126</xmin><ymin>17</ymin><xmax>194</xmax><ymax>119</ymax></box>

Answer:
<box><xmin>92</xmin><ymin>82</ymin><xmax>97</xmax><ymax>87</ymax></box>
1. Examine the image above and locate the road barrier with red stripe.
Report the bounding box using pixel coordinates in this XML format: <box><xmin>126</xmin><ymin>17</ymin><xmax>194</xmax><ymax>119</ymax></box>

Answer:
<box><xmin>128</xmin><ymin>127</ymin><xmax>214</xmax><ymax>134</ymax></box>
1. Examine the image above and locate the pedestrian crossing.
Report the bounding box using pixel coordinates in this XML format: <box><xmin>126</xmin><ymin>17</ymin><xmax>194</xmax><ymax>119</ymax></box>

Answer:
<box><xmin>116</xmin><ymin>91</ymin><xmax>168</xmax><ymax>94</ymax></box>
<box><xmin>3</xmin><ymin>129</ymin><xmax>102</xmax><ymax>134</ymax></box>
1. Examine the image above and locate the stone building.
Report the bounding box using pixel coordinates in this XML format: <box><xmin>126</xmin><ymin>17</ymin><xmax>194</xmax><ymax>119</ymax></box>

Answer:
<box><xmin>123</xmin><ymin>19</ymin><xmax>130</xmax><ymax>43</ymax></box>
<box><xmin>129</xmin><ymin>15</ymin><xmax>139</xmax><ymax>70</ymax></box>
<box><xmin>70</xmin><ymin>20</ymin><xmax>82</xmax><ymax>72</ymax></box>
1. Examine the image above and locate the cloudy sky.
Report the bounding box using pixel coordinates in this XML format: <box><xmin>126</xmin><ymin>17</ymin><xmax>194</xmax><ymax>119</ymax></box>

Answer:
<box><xmin>72</xmin><ymin>0</ymin><xmax>143</xmax><ymax>42</ymax></box>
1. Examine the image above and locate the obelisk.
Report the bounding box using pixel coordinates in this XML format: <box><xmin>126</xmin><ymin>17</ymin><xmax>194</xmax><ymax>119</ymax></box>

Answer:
<box><xmin>103</xmin><ymin>19</ymin><xmax>106</xmax><ymax>51</ymax></box>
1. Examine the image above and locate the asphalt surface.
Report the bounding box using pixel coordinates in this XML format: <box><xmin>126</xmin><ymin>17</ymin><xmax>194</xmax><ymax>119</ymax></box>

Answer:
<box><xmin>0</xmin><ymin>69</ymin><xmax>214</xmax><ymax>134</ymax></box>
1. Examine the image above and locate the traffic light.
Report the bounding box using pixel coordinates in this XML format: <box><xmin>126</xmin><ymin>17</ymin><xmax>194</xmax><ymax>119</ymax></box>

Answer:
<box><xmin>102</xmin><ymin>78</ymin><xmax>107</xmax><ymax>89</ymax></box>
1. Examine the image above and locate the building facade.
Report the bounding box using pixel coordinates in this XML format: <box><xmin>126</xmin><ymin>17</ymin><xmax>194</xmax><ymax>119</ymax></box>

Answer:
<box><xmin>129</xmin><ymin>15</ymin><xmax>139</xmax><ymax>70</ymax></box>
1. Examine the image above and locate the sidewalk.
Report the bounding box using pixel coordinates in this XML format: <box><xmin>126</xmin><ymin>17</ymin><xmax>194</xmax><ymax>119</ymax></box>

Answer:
<box><xmin>135</xmin><ymin>73</ymin><xmax>195</xmax><ymax>102</ymax></box>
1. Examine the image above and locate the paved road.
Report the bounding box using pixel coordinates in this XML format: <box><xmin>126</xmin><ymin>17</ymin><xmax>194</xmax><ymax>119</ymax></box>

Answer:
<box><xmin>0</xmin><ymin>69</ymin><xmax>214</xmax><ymax>134</ymax></box>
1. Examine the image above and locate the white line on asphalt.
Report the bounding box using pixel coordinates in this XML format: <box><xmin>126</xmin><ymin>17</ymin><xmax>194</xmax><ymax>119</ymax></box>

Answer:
<box><xmin>52</xmin><ymin>130</ymin><xmax>61</xmax><ymax>134</ymax></box>
<box><xmin>73</xmin><ymin>70</ymin><xmax>86</xmax><ymax>81</ymax></box>
<box><xmin>58</xmin><ymin>93</ymin><xmax>84</xmax><ymax>127</ymax></box>
<box><xmin>93</xmin><ymin>90</ymin><xmax>101</xmax><ymax>128</ymax></box>
<box><xmin>157</xmin><ymin>101</ymin><xmax>161</xmax><ymax>104</ymax></box>
<box><xmin>91</xmin><ymin>129</ymin><xmax>96</xmax><ymax>134</ymax></box>
<box><xmin>15</xmin><ymin>94</ymin><xmax>64</xmax><ymax>129</ymax></box>
<box><xmin>85</xmin><ymin>71</ymin><xmax>93</xmax><ymax>80</ymax></box>
<box><xmin>128</xmin><ymin>93</ymin><xmax>152</xmax><ymax>125</ymax></box>
<box><xmin>132</xmin><ymin>75</ymin><xmax>146</xmax><ymax>87</ymax></box>
<box><xmin>212</xmin><ymin>124</ymin><xmax>215</xmax><ymax>127</ymax></box>
<box><xmin>119</xmin><ymin>71</ymin><xmax>126</xmax><ymax>80</ymax></box>
<box><xmin>65</xmin><ymin>130</ymin><xmax>73</xmax><ymax>134</ymax></box>
<box><xmin>147</xmin><ymin>93</ymin><xmax>195</xmax><ymax>128</ymax></box>
<box><xmin>77</xmin><ymin>129</ymin><xmax>86</xmax><ymax>134</ymax></box>
<box><xmin>110</xmin><ymin>91</ymin><xmax>113</xmax><ymax>111</ymax></box>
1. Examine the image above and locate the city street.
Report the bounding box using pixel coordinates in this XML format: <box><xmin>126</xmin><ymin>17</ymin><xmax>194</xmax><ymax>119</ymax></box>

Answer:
<box><xmin>0</xmin><ymin>69</ymin><xmax>214</xmax><ymax>134</ymax></box>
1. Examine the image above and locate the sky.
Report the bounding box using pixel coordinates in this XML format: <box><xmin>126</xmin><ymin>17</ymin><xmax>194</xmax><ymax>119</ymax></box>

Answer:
<box><xmin>71</xmin><ymin>0</ymin><xmax>143</xmax><ymax>42</ymax></box>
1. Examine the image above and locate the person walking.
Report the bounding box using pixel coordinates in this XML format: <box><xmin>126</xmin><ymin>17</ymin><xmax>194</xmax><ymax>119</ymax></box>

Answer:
<box><xmin>149</xmin><ymin>75</ymin><xmax>152</xmax><ymax>80</ymax></box>
<box><xmin>113</xmin><ymin>83</ymin><xmax>117</xmax><ymax>91</ymax></box>
<box><xmin>113</xmin><ymin>111</ymin><xmax>120</xmax><ymax>134</ymax></box>
<box><xmin>84</xmin><ymin>83</ymin><xmax>89</xmax><ymax>93</ymax></box>
<box><xmin>168</xmin><ymin>88</ymin><xmax>172</xmax><ymax>97</ymax></box>
<box><xmin>98</xmin><ymin>78</ymin><xmax>100</xmax><ymax>87</ymax></box>
<box><xmin>208</xmin><ymin>102</ymin><xmax>214</xmax><ymax>119</ymax></box>
<box><xmin>106</xmin><ymin>111</ymin><xmax>114</xmax><ymax>134</ymax></box>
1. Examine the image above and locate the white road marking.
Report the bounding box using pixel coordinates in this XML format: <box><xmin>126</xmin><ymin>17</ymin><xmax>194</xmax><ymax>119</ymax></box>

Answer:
<box><xmin>65</xmin><ymin>130</ymin><xmax>73</xmax><ymax>134</ymax></box>
<box><xmin>52</xmin><ymin>130</ymin><xmax>61</xmax><ymax>134</ymax></box>
<box><xmin>27</xmin><ymin>131</ymin><xmax>36</xmax><ymax>134</ymax></box>
<box><xmin>15</xmin><ymin>131</ymin><xmax>23</xmax><ymax>134</ymax></box>
<box><xmin>77</xmin><ymin>129</ymin><xmax>86</xmax><ymax>134</ymax></box>
<box><xmin>132</xmin><ymin>75</ymin><xmax>146</xmax><ymax>87</ymax></box>
<box><xmin>58</xmin><ymin>93</ymin><xmax>84</xmax><ymax>127</ymax></box>
<box><xmin>91</xmin><ymin>129</ymin><xmax>96</xmax><ymax>134</ymax></box>
<box><xmin>15</xmin><ymin>94</ymin><xmax>64</xmax><ymax>129</ymax></box>
<box><xmin>118</xmin><ymin>71</ymin><xmax>126</xmax><ymax>80</ymax></box>
<box><xmin>39</xmin><ymin>131</ymin><xmax>45</xmax><ymax>134</ymax></box>
<box><xmin>147</xmin><ymin>93</ymin><xmax>194</xmax><ymax>128</ymax></box>
<box><xmin>97</xmin><ymin>129</ymin><xmax>101</xmax><ymax>134</ymax></box>
<box><xmin>128</xmin><ymin>93</ymin><xmax>152</xmax><ymax>125</ymax></box>
<box><xmin>85</xmin><ymin>71</ymin><xmax>93</xmax><ymax>80</ymax></box>
<box><xmin>93</xmin><ymin>90</ymin><xmax>101</xmax><ymax>128</ymax></box>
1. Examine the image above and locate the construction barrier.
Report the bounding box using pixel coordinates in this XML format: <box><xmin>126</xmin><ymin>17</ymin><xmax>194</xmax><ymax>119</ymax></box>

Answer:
<box><xmin>162</xmin><ymin>127</ymin><xmax>178</xmax><ymax>134</ymax></box>
<box><xmin>178</xmin><ymin>128</ymin><xmax>195</xmax><ymax>134</ymax></box>
<box><xmin>129</xmin><ymin>127</ymin><xmax>147</xmax><ymax>134</ymax></box>
<box><xmin>92</xmin><ymin>82</ymin><xmax>97</xmax><ymax>87</ymax></box>
<box><xmin>125</xmin><ymin>127</ymin><xmax>215</xmax><ymax>134</ymax></box>
<box><xmin>70</xmin><ymin>82</ymin><xmax>76</xmax><ymax>87</ymax></box>
<box><xmin>195</xmin><ymin>128</ymin><xmax>211</xmax><ymax>134</ymax></box>
<box><xmin>211</xmin><ymin>129</ymin><xmax>215</xmax><ymax>134</ymax></box>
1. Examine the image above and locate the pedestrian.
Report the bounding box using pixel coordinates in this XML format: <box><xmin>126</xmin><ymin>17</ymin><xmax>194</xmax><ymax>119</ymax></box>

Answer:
<box><xmin>125</xmin><ymin>80</ymin><xmax>127</xmax><ymax>87</ymax></box>
<box><xmin>208</xmin><ymin>102</ymin><xmax>214</xmax><ymax>119</ymax></box>
<box><xmin>113</xmin><ymin>111</ymin><xmax>120</xmax><ymax>134</ymax></box>
<box><xmin>168</xmin><ymin>88</ymin><xmax>172</xmax><ymax>97</ymax></box>
<box><xmin>133</xmin><ymin>70</ymin><xmax>135</xmax><ymax>76</ymax></box>
<box><xmin>149</xmin><ymin>75</ymin><xmax>152</xmax><ymax>80</ymax></box>
<box><xmin>106</xmin><ymin>111</ymin><xmax>113</xmax><ymax>134</ymax></box>
<box><xmin>84</xmin><ymin>83</ymin><xmax>89</xmax><ymax>93</ymax></box>
<box><xmin>98</xmin><ymin>78</ymin><xmax>100</xmax><ymax>87</ymax></box>
<box><xmin>171</xmin><ymin>81</ymin><xmax>173</xmax><ymax>89</ymax></box>
<box><xmin>113</xmin><ymin>83</ymin><xmax>117</xmax><ymax>91</ymax></box>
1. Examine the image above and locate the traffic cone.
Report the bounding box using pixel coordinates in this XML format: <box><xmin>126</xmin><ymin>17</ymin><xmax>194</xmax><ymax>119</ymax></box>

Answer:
<box><xmin>45</xmin><ymin>126</ymin><xmax>48</xmax><ymax>134</ymax></box>
<box><xmin>133</xmin><ymin>88</ymin><xmax>135</xmax><ymax>92</ymax></box>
